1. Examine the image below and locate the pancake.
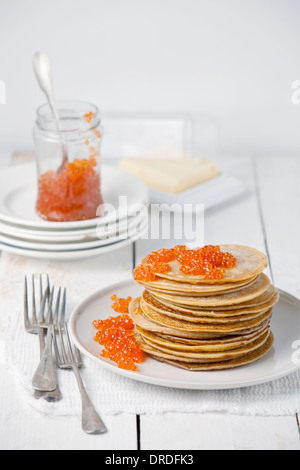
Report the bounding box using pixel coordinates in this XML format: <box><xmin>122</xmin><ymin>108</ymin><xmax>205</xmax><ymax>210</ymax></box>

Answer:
<box><xmin>136</xmin><ymin>275</ymin><xmax>258</xmax><ymax>296</ymax></box>
<box><xmin>147</xmin><ymin>245</ymin><xmax>268</xmax><ymax>284</ymax></box>
<box><xmin>149</xmin><ymin>287</ymin><xmax>279</xmax><ymax>316</ymax></box>
<box><xmin>147</xmin><ymin>321</ymin><xmax>271</xmax><ymax>346</ymax></box>
<box><xmin>137</xmin><ymin>332</ymin><xmax>274</xmax><ymax>370</ymax></box>
<box><xmin>144</xmin><ymin>279</ymin><xmax>258</xmax><ymax>298</ymax></box>
<box><xmin>131</xmin><ymin>244</ymin><xmax>276</xmax><ymax>372</ymax></box>
<box><xmin>130</xmin><ymin>298</ymin><xmax>245</xmax><ymax>339</ymax></box>
<box><xmin>141</xmin><ymin>291</ymin><xmax>272</xmax><ymax>324</ymax></box>
<box><xmin>149</xmin><ymin>273</ymin><xmax>271</xmax><ymax>307</ymax></box>
<box><xmin>136</xmin><ymin>323</ymin><xmax>270</xmax><ymax>353</ymax></box>
<box><xmin>140</xmin><ymin>295</ymin><xmax>273</xmax><ymax>334</ymax></box>
<box><xmin>136</xmin><ymin>328</ymin><xmax>271</xmax><ymax>362</ymax></box>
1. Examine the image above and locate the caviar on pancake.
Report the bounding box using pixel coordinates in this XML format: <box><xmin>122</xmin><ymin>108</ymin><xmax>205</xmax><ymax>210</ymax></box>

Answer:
<box><xmin>133</xmin><ymin>245</ymin><xmax>237</xmax><ymax>282</ymax></box>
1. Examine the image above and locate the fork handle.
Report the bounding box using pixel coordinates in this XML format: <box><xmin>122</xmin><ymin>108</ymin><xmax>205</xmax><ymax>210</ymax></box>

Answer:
<box><xmin>32</xmin><ymin>329</ymin><xmax>57</xmax><ymax>392</ymax></box>
<box><xmin>34</xmin><ymin>328</ymin><xmax>62</xmax><ymax>401</ymax></box>
<box><xmin>34</xmin><ymin>387</ymin><xmax>62</xmax><ymax>402</ymax></box>
<box><xmin>72</xmin><ymin>365</ymin><xmax>107</xmax><ymax>434</ymax></box>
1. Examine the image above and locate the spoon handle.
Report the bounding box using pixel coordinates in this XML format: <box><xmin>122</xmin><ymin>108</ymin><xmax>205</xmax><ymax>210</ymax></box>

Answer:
<box><xmin>32</xmin><ymin>51</ymin><xmax>68</xmax><ymax>167</ymax></box>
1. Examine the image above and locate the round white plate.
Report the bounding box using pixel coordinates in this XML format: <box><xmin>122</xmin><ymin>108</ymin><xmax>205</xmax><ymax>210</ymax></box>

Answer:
<box><xmin>0</xmin><ymin>205</ymin><xmax>148</xmax><ymax>243</ymax></box>
<box><xmin>69</xmin><ymin>279</ymin><xmax>300</xmax><ymax>390</ymax></box>
<box><xmin>0</xmin><ymin>162</ymin><xmax>149</xmax><ymax>230</ymax></box>
<box><xmin>0</xmin><ymin>215</ymin><xmax>148</xmax><ymax>251</ymax></box>
<box><xmin>0</xmin><ymin>225</ymin><xmax>148</xmax><ymax>261</ymax></box>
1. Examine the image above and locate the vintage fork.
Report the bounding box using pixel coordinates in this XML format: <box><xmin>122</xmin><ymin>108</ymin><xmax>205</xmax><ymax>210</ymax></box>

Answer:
<box><xmin>56</xmin><ymin>320</ymin><xmax>107</xmax><ymax>434</ymax></box>
<box><xmin>24</xmin><ymin>275</ymin><xmax>62</xmax><ymax>401</ymax></box>
<box><xmin>32</xmin><ymin>285</ymin><xmax>65</xmax><ymax>393</ymax></box>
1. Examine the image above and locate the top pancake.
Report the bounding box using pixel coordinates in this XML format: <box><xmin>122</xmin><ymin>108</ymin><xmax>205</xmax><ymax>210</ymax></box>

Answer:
<box><xmin>144</xmin><ymin>245</ymin><xmax>268</xmax><ymax>284</ymax></box>
<box><xmin>136</xmin><ymin>275</ymin><xmax>257</xmax><ymax>296</ymax></box>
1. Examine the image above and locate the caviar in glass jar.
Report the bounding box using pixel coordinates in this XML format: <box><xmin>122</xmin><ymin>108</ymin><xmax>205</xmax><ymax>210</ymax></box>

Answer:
<box><xmin>34</xmin><ymin>100</ymin><xmax>104</xmax><ymax>222</ymax></box>
<box><xmin>36</xmin><ymin>155</ymin><xmax>103</xmax><ymax>222</ymax></box>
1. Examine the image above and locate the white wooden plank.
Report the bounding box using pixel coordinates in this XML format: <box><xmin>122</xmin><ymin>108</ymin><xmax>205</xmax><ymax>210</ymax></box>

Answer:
<box><xmin>254</xmin><ymin>155</ymin><xmax>300</xmax><ymax>296</ymax></box>
<box><xmin>255</xmin><ymin>154</ymin><xmax>300</xmax><ymax>439</ymax></box>
<box><xmin>140</xmin><ymin>412</ymin><xmax>300</xmax><ymax>450</ymax></box>
<box><xmin>0</xmin><ymin>364</ymin><xmax>137</xmax><ymax>450</ymax></box>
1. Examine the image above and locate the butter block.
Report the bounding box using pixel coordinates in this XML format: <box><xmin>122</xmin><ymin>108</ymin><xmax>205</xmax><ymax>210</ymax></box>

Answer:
<box><xmin>119</xmin><ymin>157</ymin><xmax>219</xmax><ymax>194</ymax></box>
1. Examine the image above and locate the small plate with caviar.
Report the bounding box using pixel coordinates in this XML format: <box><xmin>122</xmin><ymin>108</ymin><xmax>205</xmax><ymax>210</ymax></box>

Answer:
<box><xmin>69</xmin><ymin>244</ymin><xmax>300</xmax><ymax>390</ymax></box>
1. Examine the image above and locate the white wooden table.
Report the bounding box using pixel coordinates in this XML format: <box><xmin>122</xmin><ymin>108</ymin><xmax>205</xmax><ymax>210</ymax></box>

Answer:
<box><xmin>0</xmin><ymin>153</ymin><xmax>300</xmax><ymax>450</ymax></box>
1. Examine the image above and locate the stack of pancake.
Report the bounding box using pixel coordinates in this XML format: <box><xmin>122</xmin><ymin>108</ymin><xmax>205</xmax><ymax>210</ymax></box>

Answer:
<box><xmin>130</xmin><ymin>245</ymin><xmax>279</xmax><ymax>371</ymax></box>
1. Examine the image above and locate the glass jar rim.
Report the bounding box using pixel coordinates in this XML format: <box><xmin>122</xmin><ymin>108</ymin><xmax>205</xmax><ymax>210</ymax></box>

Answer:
<box><xmin>36</xmin><ymin>99</ymin><xmax>101</xmax><ymax>135</ymax></box>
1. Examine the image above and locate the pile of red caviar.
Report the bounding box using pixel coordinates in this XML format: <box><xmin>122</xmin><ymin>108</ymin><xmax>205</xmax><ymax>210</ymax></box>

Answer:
<box><xmin>36</xmin><ymin>156</ymin><xmax>103</xmax><ymax>222</ymax></box>
<box><xmin>134</xmin><ymin>245</ymin><xmax>237</xmax><ymax>281</ymax></box>
<box><xmin>111</xmin><ymin>295</ymin><xmax>132</xmax><ymax>313</ymax></box>
<box><xmin>93</xmin><ymin>315</ymin><xmax>144</xmax><ymax>371</ymax></box>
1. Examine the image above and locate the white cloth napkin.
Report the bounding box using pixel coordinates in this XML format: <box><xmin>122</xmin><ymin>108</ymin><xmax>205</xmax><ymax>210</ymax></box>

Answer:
<box><xmin>1</xmin><ymin>251</ymin><xmax>300</xmax><ymax>417</ymax></box>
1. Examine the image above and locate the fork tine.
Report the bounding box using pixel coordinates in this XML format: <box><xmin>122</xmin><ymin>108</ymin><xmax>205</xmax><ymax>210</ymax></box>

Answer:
<box><xmin>74</xmin><ymin>346</ymin><xmax>83</xmax><ymax>366</ymax></box>
<box><xmin>46</xmin><ymin>275</ymin><xmax>50</xmax><ymax>299</ymax></box>
<box><xmin>59</xmin><ymin>288</ymin><xmax>66</xmax><ymax>326</ymax></box>
<box><xmin>64</xmin><ymin>322</ymin><xmax>76</xmax><ymax>364</ymax></box>
<box><xmin>45</xmin><ymin>287</ymin><xmax>54</xmax><ymax>324</ymax></box>
<box><xmin>58</xmin><ymin>323</ymin><xmax>68</xmax><ymax>364</ymax></box>
<box><xmin>53</xmin><ymin>287</ymin><xmax>61</xmax><ymax>325</ymax></box>
<box><xmin>24</xmin><ymin>276</ymin><xmax>30</xmax><ymax>331</ymax></box>
<box><xmin>52</xmin><ymin>291</ymin><xmax>62</xmax><ymax>364</ymax></box>
<box><xmin>39</xmin><ymin>274</ymin><xmax>43</xmax><ymax>304</ymax></box>
<box><xmin>32</xmin><ymin>275</ymin><xmax>37</xmax><ymax>324</ymax></box>
<box><xmin>38</xmin><ymin>284</ymin><xmax>50</xmax><ymax>323</ymax></box>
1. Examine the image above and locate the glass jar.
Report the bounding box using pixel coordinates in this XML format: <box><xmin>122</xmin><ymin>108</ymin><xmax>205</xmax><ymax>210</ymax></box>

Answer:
<box><xmin>33</xmin><ymin>100</ymin><xmax>104</xmax><ymax>222</ymax></box>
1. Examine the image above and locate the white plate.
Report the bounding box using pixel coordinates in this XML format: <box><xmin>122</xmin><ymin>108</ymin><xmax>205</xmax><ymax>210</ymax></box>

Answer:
<box><xmin>0</xmin><ymin>205</ymin><xmax>148</xmax><ymax>243</ymax></box>
<box><xmin>150</xmin><ymin>174</ymin><xmax>246</xmax><ymax>212</ymax></box>
<box><xmin>0</xmin><ymin>215</ymin><xmax>148</xmax><ymax>251</ymax></box>
<box><xmin>69</xmin><ymin>279</ymin><xmax>300</xmax><ymax>390</ymax></box>
<box><xmin>0</xmin><ymin>162</ymin><xmax>149</xmax><ymax>230</ymax></box>
<box><xmin>0</xmin><ymin>225</ymin><xmax>148</xmax><ymax>261</ymax></box>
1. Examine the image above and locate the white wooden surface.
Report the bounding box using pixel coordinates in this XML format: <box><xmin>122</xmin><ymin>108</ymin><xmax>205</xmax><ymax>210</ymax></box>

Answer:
<box><xmin>0</xmin><ymin>154</ymin><xmax>300</xmax><ymax>450</ymax></box>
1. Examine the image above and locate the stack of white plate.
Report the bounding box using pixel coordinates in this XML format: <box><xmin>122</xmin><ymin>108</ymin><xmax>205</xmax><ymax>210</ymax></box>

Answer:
<box><xmin>0</xmin><ymin>162</ymin><xmax>149</xmax><ymax>260</ymax></box>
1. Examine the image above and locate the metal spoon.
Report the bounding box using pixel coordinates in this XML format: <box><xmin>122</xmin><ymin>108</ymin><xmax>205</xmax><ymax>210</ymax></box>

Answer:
<box><xmin>32</xmin><ymin>51</ymin><xmax>68</xmax><ymax>171</ymax></box>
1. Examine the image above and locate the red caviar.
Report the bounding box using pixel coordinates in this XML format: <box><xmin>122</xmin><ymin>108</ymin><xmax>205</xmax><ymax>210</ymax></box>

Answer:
<box><xmin>144</xmin><ymin>248</ymin><xmax>178</xmax><ymax>264</ymax></box>
<box><xmin>93</xmin><ymin>129</ymin><xmax>102</xmax><ymax>138</ymax></box>
<box><xmin>133</xmin><ymin>264</ymin><xmax>158</xmax><ymax>282</ymax></box>
<box><xmin>111</xmin><ymin>295</ymin><xmax>132</xmax><ymax>314</ymax></box>
<box><xmin>200</xmin><ymin>245</ymin><xmax>237</xmax><ymax>268</ymax></box>
<box><xmin>83</xmin><ymin>111</ymin><xmax>96</xmax><ymax>123</ymax></box>
<box><xmin>134</xmin><ymin>248</ymin><xmax>176</xmax><ymax>282</ymax></box>
<box><xmin>36</xmin><ymin>156</ymin><xmax>103</xmax><ymax>222</ymax></box>
<box><xmin>93</xmin><ymin>315</ymin><xmax>144</xmax><ymax>371</ymax></box>
<box><xmin>133</xmin><ymin>245</ymin><xmax>237</xmax><ymax>281</ymax></box>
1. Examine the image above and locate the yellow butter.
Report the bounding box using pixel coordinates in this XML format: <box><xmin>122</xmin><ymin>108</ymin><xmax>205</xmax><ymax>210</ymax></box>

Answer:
<box><xmin>119</xmin><ymin>157</ymin><xmax>219</xmax><ymax>194</ymax></box>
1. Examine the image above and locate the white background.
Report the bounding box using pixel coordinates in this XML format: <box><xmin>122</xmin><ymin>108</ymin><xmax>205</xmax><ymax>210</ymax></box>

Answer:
<box><xmin>0</xmin><ymin>0</ymin><xmax>300</xmax><ymax>157</ymax></box>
